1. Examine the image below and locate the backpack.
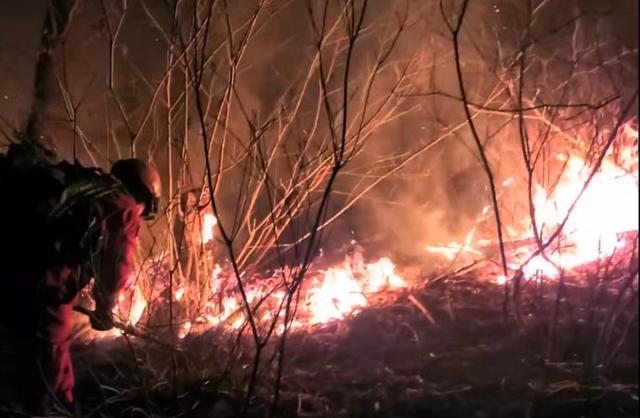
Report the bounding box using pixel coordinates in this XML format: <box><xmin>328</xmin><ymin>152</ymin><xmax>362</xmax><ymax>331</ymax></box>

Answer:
<box><xmin>49</xmin><ymin>161</ymin><xmax>123</xmax><ymax>265</ymax></box>
<box><xmin>1</xmin><ymin>140</ymin><xmax>123</xmax><ymax>267</ymax></box>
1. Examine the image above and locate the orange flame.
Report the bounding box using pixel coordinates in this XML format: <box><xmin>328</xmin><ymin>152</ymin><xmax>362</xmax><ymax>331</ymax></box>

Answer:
<box><xmin>523</xmin><ymin>157</ymin><xmax>638</xmax><ymax>277</ymax></box>
<box><xmin>91</xmin><ymin>123</ymin><xmax>636</xmax><ymax>340</ymax></box>
<box><xmin>307</xmin><ymin>257</ymin><xmax>407</xmax><ymax>324</ymax></box>
<box><xmin>424</xmin><ymin>122</ymin><xmax>638</xmax><ymax>284</ymax></box>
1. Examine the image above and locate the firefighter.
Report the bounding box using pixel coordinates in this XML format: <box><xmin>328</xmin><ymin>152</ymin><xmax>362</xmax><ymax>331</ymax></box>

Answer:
<box><xmin>0</xmin><ymin>152</ymin><xmax>161</xmax><ymax>415</ymax></box>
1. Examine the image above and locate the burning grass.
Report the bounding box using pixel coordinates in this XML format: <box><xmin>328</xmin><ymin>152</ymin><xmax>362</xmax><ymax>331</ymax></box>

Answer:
<box><xmin>70</xmin><ymin>241</ymin><xmax>638</xmax><ymax>417</ymax></box>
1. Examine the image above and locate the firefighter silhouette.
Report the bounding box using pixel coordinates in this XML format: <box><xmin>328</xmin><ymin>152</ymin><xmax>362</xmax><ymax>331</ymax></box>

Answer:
<box><xmin>0</xmin><ymin>140</ymin><xmax>161</xmax><ymax>414</ymax></box>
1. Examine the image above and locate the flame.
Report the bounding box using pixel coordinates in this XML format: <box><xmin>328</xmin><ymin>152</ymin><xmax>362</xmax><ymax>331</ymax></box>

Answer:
<box><xmin>166</xmin><ymin>255</ymin><xmax>410</xmax><ymax>332</ymax></box>
<box><xmin>179</xmin><ymin>321</ymin><xmax>192</xmax><ymax>338</ymax></box>
<box><xmin>307</xmin><ymin>267</ymin><xmax>368</xmax><ymax>323</ymax></box>
<box><xmin>87</xmin><ymin>123</ymin><xmax>636</xmax><ymax>340</ymax></box>
<box><xmin>307</xmin><ymin>257</ymin><xmax>406</xmax><ymax>324</ymax></box>
<box><xmin>365</xmin><ymin>257</ymin><xmax>406</xmax><ymax>291</ymax></box>
<box><xmin>87</xmin><ymin>253</ymin><xmax>408</xmax><ymax>339</ymax></box>
<box><xmin>128</xmin><ymin>284</ymin><xmax>147</xmax><ymax>325</ymax></box>
<box><xmin>114</xmin><ymin>283</ymin><xmax>147</xmax><ymax>326</ymax></box>
<box><xmin>426</xmin><ymin>228</ymin><xmax>482</xmax><ymax>260</ymax></box>
<box><xmin>522</xmin><ymin>125</ymin><xmax>638</xmax><ymax>278</ymax></box>
<box><xmin>425</xmin><ymin>121</ymin><xmax>638</xmax><ymax>283</ymax></box>
<box><xmin>202</xmin><ymin>213</ymin><xmax>217</xmax><ymax>243</ymax></box>
<box><xmin>133</xmin><ymin>255</ymin><xmax>409</xmax><ymax>338</ymax></box>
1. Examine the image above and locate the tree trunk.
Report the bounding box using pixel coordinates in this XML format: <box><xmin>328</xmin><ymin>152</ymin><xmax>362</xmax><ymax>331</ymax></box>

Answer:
<box><xmin>24</xmin><ymin>0</ymin><xmax>72</xmax><ymax>140</ymax></box>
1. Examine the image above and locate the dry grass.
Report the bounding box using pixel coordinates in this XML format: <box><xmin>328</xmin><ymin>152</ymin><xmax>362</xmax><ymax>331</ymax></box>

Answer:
<box><xmin>70</xmin><ymin>243</ymin><xmax>638</xmax><ymax>418</ymax></box>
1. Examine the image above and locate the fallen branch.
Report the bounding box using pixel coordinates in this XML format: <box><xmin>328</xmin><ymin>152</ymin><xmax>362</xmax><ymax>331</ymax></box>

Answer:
<box><xmin>73</xmin><ymin>305</ymin><xmax>176</xmax><ymax>350</ymax></box>
<box><xmin>408</xmin><ymin>294</ymin><xmax>436</xmax><ymax>325</ymax></box>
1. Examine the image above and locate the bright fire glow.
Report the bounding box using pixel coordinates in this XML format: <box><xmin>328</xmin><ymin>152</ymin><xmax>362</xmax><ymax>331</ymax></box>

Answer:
<box><xmin>128</xmin><ymin>285</ymin><xmax>147</xmax><ymax>325</ymax></box>
<box><xmin>88</xmin><ymin>123</ymin><xmax>636</xmax><ymax>340</ymax></box>
<box><xmin>523</xmin><ymin>153</ymin><xmax>638</xmax><ymax>277</ymax></box>
<box><xmin>114</xmin><ymin>283</ymin><xmax>147</xmax><ymax>326</ymax></box>
<box><xmin>151</xmin><ymin>256</ymin><xmax>408</xmax><ymax>338</ymax></box>
<box><xmin>307</xmin><ymin>257</ymin><xmax>406</xmax><ymax>324</ymax></box>
<box><xmin>307</xmin><ymin>267</ymin><xmax>368</xmax><ymax>323</ymax></box>
<box><xmin>202</xmin><ymin>213</ymin><xmax>217</xmax><ymax>243</ymax></box>
<box><xmin>426</xmin><ymin>228</ymin><xmax>482</xmax><ymax>260</ymax></box>
<box><xmin>425</xmin><ymin>122</ymin><xmax>638</xmax><ymax>283</ymax></box>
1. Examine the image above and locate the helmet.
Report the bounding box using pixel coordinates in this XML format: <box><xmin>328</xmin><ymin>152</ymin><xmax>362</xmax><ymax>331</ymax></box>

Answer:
<box><xmin>111</xmin><ymin>159</ymin><xmax>161</xmax><ymax>220</ymax></box>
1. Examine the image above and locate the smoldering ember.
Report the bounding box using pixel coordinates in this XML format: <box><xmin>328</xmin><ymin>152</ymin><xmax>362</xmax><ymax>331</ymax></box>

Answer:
<box><xmin>0</xmin><ymin>0</ymin><xmax>637</xmax><ymax>417</ymax></box>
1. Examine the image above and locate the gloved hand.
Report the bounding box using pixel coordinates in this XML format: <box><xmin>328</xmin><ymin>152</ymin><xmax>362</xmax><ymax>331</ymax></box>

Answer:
<box><xmin>90</xmin><ymin>309</ymin><xmax>115</xmax><ymax>331</ymax></box>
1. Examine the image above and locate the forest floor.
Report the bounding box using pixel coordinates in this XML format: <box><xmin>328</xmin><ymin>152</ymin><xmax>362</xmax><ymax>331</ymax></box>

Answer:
<box><xmin>72</xmin><ymin>254</ymin><xmax>638</xmax><ymax>418</ymax></box>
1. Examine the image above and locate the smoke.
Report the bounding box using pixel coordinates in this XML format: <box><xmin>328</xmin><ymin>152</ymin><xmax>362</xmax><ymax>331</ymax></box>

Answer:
<box><xmin>0</xmin><ymin>0</ymin><xmax>637</xmax><ymax>268</ymax></box>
